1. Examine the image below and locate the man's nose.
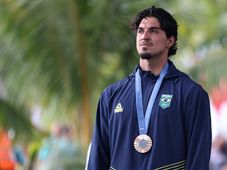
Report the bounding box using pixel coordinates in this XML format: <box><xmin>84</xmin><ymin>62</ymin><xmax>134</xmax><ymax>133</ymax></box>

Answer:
<box><xmin>141</xmin><ymin>30</ymin><xmax>150</xmax><ymax>39</ymax></box>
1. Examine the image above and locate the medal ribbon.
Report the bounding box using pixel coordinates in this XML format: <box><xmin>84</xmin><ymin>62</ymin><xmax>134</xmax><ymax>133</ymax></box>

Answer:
<box><xmin>135</xmin><ymin>63</ymin><xmax>169</xmax><ymax>134</ymax></box>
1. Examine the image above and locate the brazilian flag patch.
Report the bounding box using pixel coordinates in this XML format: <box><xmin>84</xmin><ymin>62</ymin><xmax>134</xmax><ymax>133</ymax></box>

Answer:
<box><xmin>159</xmin><ymin>94</ymin><xmax>173</xmax><ymax>109</ymax></box>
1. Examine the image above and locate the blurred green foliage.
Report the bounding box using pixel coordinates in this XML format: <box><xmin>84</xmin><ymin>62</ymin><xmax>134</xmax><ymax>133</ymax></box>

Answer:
<box><xmin>0</xmin><ymin>0</ymin><xmax>227</xmax><ymax>169</ymax></box>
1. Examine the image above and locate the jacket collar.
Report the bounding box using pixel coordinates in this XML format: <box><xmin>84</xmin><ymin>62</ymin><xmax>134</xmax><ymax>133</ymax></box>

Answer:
<box><xmin>131</xmin><ymin>59</ymin><xmax>189</xmax><ymax>80</ymax></box>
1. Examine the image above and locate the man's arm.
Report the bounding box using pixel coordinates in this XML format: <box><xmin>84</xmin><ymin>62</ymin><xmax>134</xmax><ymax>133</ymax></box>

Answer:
<box><xmin>184</xmin><ymin>86</ymin><xmax>212</xmax><ymax>170</ymax></box>
<box><xmin>87</xmin><ymin>93</ymin><xmax>110</xmax><ymax>170</ymax></box>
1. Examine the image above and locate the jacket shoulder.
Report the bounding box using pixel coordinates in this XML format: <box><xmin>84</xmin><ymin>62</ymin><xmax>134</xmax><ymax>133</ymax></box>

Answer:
<box><xmin>101</xmin><ymin>74</ymin><xmax>134</xmax><ymax>98</ymax></box>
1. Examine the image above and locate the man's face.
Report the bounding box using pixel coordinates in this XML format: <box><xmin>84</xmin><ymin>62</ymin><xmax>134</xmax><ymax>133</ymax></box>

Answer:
<box><xmin>136</xmin><ymin>17</ymin><xmax>174</xmax><ymax>59</ymax></box>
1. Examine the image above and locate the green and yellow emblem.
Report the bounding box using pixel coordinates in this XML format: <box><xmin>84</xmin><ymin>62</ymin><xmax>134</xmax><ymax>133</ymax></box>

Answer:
<box><xmin>159</xmin><ymin>94</ymin><xmax>173</xmax><ymax>109</ymax></box>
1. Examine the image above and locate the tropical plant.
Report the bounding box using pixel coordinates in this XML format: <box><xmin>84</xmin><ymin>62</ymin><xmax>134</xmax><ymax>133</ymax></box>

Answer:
<box><xmin>0</xmin><ymin>0</ymin><xmax>227</xmax><ymax>163</ymax></box>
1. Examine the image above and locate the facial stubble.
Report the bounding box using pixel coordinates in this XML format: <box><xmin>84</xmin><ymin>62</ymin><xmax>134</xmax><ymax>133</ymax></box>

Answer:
<box><xmin>139</xmin><ymin>52</ymin><xmax>153</xmax><ymax>60</ymax></box>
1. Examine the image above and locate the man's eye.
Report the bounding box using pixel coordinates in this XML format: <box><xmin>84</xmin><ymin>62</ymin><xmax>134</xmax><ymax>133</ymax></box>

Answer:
<box><xmin>137</xmin><ymin>29</ymin><xmax>143</xmax><ymax>33</ymax></box>
<box><xmin>150</xmin><ymin>29</ymin><xmax>159</xmax><ymax>34</ymax></box>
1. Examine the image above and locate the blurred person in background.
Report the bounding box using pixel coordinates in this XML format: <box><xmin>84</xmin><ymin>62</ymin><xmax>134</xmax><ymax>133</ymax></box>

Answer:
<box><xmin>35</xmin><ymin>123</ymin><xmax>79</xmax><ymax>170</ymax></box>
<box><xmin>210</xmin><ymin>136</ymin><xmax>227</xmax><ymax>170</ymax></box>
<box><xmin>0</xmin><ymin>130</ymin><xmax>16</xmax><ymax>170</ymax></box>
<box><xmin>13</xmin><ymin>144</ymin><xmax>27</xmax><ymax>170</ymax></box>
<box><xmin>87</xmin><ymin>6</ymin><xmax>211</xmax><ymax>170</ymax></box>
<box><xmin>210</xmin><ymin>79</ymin><xmax>227</xmax><ymax>170</ymax></box>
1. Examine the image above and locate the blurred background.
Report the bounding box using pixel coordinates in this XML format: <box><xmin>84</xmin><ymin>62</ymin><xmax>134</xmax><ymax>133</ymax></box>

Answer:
<box><xmin>0</xmin><ymin>0</ymin><xmax>227</xmax><ymax>169</ymax></box>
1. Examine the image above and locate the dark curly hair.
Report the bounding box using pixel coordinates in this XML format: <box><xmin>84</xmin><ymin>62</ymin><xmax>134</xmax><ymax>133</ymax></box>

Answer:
<box><xmin>131</xmin><ymin>6</ymin><xmax>178</xmax><ymax>57</ymax></box>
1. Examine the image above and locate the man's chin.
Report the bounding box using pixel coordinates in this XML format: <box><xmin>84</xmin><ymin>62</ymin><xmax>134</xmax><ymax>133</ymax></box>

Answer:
<box><xmin>140</xmin><ymin>53</ymin><xmax>153</xmax><ymax>60</ymax></box>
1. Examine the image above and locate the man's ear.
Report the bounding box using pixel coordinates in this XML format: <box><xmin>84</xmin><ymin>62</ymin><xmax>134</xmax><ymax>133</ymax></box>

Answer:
<box><xmin>167</xmin><ymin>36</ymin><xmax>175</xmax><ymax>48</ymax></box>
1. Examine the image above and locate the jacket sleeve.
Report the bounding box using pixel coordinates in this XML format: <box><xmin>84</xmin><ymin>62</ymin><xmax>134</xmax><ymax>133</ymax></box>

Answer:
<box><xmin>87</xmin><ymin>92</ymin><xmax>110</xmax><ymax>170</ymax></box>
<box><xmin>184</xmin><ymin>85</ymin><xmax>212</xmax><ymax>170</ymax></box>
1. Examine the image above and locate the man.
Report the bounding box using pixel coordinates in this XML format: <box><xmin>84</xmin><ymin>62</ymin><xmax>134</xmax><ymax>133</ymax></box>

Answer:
<box><xmin>87</xmin><ymin>6</ymin><xmax>211</xmax><ymax>170</ymax></box>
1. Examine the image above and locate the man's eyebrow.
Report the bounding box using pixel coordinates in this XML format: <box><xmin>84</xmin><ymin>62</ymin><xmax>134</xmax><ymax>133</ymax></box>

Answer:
<box><xmin>149</xmin><ymin>26</ymin><xmax>161</xmax><ymax>29</ymax></box>
<box><xmin>138</xmin><ymin>26</ymin><xmax>161</xmax><ymax>29</ymax></box>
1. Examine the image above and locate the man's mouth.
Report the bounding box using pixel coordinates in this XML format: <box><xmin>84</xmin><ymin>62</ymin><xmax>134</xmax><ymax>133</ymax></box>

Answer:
<box><xmin>140</xmin><ymin>42</ymin><xmax>152</xmax><ymax>47</ymax></box>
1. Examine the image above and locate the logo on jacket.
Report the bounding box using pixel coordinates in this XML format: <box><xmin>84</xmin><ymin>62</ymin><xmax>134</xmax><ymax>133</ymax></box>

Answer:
<box><xmin>159</xmin><ymin>94</ymin><xmax>173</xmax><ymax>109</ymax></box>
<box><xmin>114</xmin><ymin>103</ymin><xmax>123</xmax><ymax>113</ymax></box>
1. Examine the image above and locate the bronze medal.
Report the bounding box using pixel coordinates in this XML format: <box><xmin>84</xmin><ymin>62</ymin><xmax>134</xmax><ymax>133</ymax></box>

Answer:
<box><xmin>134</xmin><ymin>134</ymin><xmax>152</xmax><ymax>153</ymax></box>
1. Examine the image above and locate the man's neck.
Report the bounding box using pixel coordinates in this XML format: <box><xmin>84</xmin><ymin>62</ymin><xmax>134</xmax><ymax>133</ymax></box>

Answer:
<box><xmin>139</xmin><ymin>57</ymin><xmax>168</xmax><ymax>76</ymax></box>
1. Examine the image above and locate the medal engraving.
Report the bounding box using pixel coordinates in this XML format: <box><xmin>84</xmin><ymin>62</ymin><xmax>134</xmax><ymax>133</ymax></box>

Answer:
<box><xmin>134</xmin><ymin>134</ymin><xmax>152</xmax><ymax>153</ymax></box>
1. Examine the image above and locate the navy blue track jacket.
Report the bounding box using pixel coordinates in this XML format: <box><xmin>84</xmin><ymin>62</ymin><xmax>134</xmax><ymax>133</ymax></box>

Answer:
<box><xmin>87</xmin><ymin>60</ymin><xmax>211</xmax><ymax>170</ymax></box>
